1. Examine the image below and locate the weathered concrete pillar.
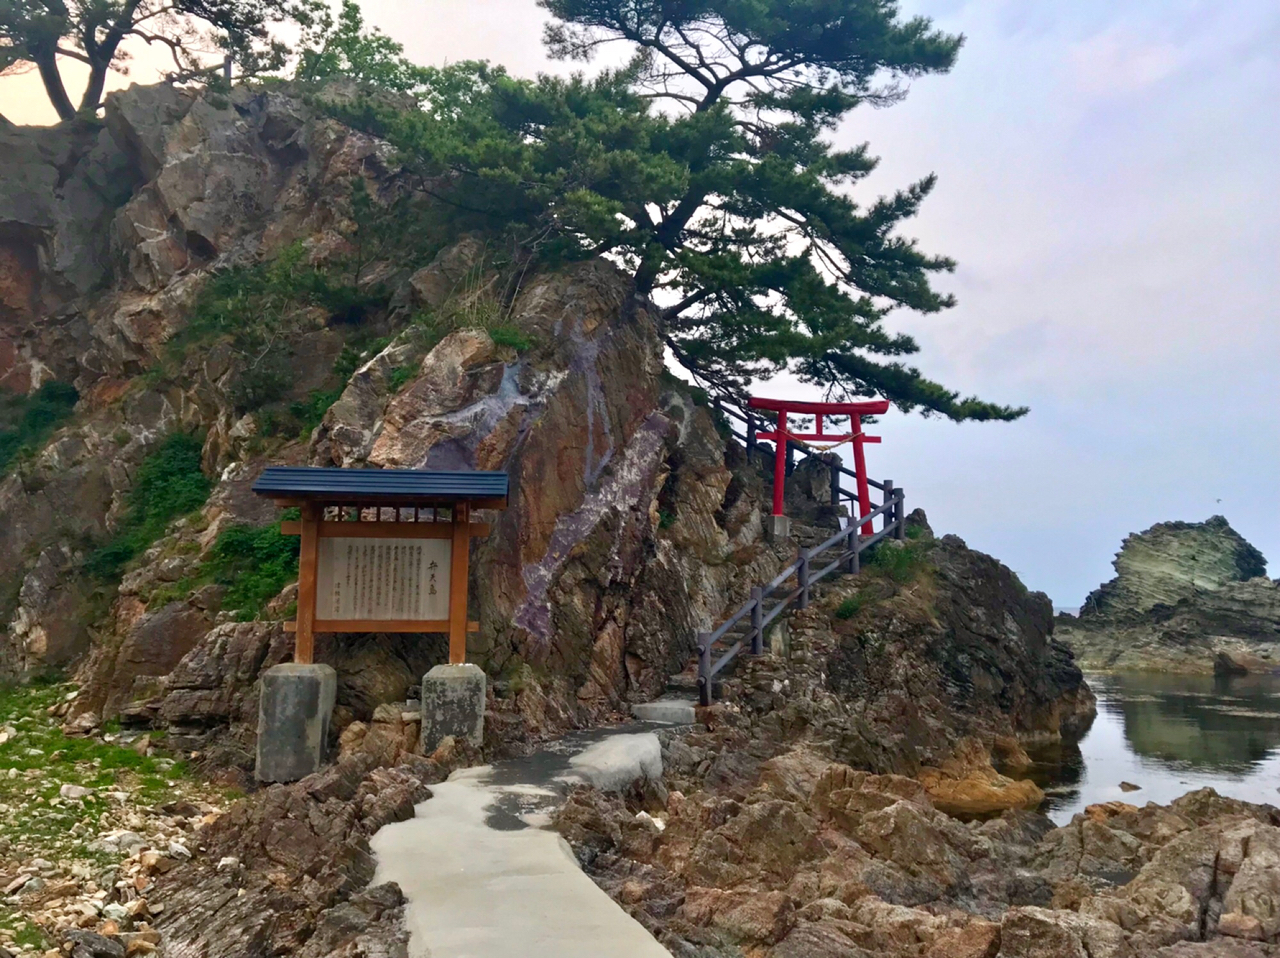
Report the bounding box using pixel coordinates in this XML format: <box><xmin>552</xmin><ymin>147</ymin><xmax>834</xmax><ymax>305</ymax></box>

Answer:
<box><xmin>765</xmin><ymin>514</ymin><xmax>791</xmax><ymax>542</ymax></box>
<box><xmin>255</xmin><ymin>663</ymin><xmax>337</xmax><ymax>783</ymax></box>
<box><xmin>421</xmin><ymin>663</ymin><xmax>485</xmax><ymax>755</ymax></box>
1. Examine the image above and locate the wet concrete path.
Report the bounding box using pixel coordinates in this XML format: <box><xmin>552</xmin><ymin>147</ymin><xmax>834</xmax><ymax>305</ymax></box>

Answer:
<box><xmin>370</xmin><ymin>726</ymin><xmax>672</xmax><ymax>958</ymax></box>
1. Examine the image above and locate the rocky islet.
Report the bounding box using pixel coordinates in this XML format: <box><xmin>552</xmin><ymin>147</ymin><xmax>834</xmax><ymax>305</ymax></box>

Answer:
<box><xmin>1058</xmin><ymin>517</ymin><xmax>1280</xmax><ymax>674</ymax></box>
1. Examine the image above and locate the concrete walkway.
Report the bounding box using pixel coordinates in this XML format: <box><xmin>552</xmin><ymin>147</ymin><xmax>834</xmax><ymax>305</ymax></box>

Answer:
<box><xmin>370</xmin><ymin>728</ymin><xmax>672</xmax><ymax>958</ymax></box>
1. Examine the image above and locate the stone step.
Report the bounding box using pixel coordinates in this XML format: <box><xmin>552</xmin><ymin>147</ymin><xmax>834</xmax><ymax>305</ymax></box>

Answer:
<box><xmin>631</xmin><ymin>696</ymin><xmax>698</xmax><ymax>725</ymax></box>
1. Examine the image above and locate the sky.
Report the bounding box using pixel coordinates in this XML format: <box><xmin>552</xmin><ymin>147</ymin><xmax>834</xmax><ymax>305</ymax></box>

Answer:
<box><xmin>2</xmin><ymin>0</ymin><xmax>1278</xmax><ymax>606</ymax></box>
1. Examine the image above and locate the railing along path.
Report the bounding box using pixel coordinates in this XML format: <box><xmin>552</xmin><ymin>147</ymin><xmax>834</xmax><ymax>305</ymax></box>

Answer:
<box><xmin>696</xmin><ymin>398</ymin><xmax>906</xmax><ymax>706</ymax></box>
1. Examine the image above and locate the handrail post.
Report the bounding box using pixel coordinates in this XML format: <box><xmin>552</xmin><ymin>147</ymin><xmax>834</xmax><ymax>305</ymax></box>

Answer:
<box><xmin>882</xmin><ymin>479</ymin><xmax>894</xmax><ymax>533</ymax></box>
<box><xmin>750</xmin><ymin>586</ymin><xmax>764</xmax><ymax>654</ymax></box>
<box><xmin>697</xmin><ymin>632</ymin><xmax>712</xmax><ymax>706</ymax></box>
<box><xmin>798</xmin><ymin>548</ymin><xmax>811</xmax><ymax>609</ymax></box>
<box><xmin>895</xmin><ymin>488</ymin><xmax>907</xmax><ymax>541</ymax></box>
<box><xmin>845</xmin><ymin>524</ymin><xmax>859</xmax><ymax>574</ymax></box>
<box><xmin>746</xmin><ymin>414</ymin><xmax>757</xmax><ymax>464</ymax></box>
<box><xmin>829</xmin><ymin>454</ymin><xmax>841</xmax><ymax>514</ymax></box>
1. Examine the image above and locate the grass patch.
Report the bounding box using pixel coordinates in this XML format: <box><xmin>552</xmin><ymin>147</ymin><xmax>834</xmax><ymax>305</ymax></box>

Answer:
<box><xmin>203</xmin><ymin>524</ymin><xmax>300</xmax><ymax>619</ymax></box>
<box><xmin>834</xmin><ymin>594</ymin><xmax>865</xmax><ymax>619</ymax></box>
<box><xmin>866</xmin><ymin>540</ymin><xmax>930</xmax><ymax>585</ymax></box>
<box><xmin>149</xmin><ymin>522</ymin><xmax>299</xmax><ymax>620</ymax></box>
<box><xmin>84</xmin><ymin>433</ymin><xmax>212</xmax><ymax>581</ymax></box>
<box><xmin>0</xmin><ymin>381</ymin><xmax>79</xmax><ymax>476</ymax></box>
<box><xmin>176</xmin><ymin>243</ymin><xmax>381</xmax><ymax>352</ymax></box>
<box><xmin>387</xmin><ymin>364</ymin><xmax>416</xmax><ymax>393</ymax></box>
<box><xmin>0</xmin><ymin>681</ymin><xmax>193</xmax><ymax>867</ymax></box>
<box><xmin>488</xmin><ymin>325</ymin><xmax>532</xmax><ymax>352</ymax></box>
<box><xmin>288</xmin><ymin>387</ymin><xmax>345</xmax><ymax>436</ymax></box>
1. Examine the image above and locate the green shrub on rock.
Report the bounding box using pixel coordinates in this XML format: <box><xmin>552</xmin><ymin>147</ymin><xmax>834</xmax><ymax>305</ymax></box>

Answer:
<box><xmin>0</xmin><ymin>381</ymin><xmax>79</xmax><ymax>476</ymax></box>
<box><xmin>148</xmin><ymin>523</ymin><xmax>300</xmax><ymax>621</ymax></box>
<box><xmin>85</xmin><ymin>433</ymin><xmax>211</xmax><ymax>581</ymax></box>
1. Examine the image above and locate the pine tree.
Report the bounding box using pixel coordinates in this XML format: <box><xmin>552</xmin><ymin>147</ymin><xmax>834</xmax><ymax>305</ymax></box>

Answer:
<box><xmin>294</xmin><ymin>0</ymin><xmax>428</xmax><ymax>94</ymax></box>
<box><xmin>0</xmin><ymin>0</ymin><xmax>317</xmax><ymax>120</ymax></box>
<box><xmin>334</xmin><ymin>1</ymin><xmax>1028</xmax><ymax>420</ymax></box>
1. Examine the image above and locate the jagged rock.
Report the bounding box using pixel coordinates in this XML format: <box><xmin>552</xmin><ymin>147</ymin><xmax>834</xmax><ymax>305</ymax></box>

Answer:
<box><xmin>916</xmin><ymin>737</ymin><xmax>1045</xmax><ymax>817</ymax></box>
<box><xmin>0</xmin><ymin>119</ymin><xmax>136</xmax><ymax>303</ymax></box>
<box><xmin>154</xmin><ymin>757</ymin><xmax>436</xmax><ymax>957</ymax></box>
<box><xmin>1221</xmin><ymin>826</ymin><xmax>1280</xmax><ymax>941</ymax></box>
<box><xmin>743</xmin><ymin>528</ymin><xmax>1097</xmax><ymax>780</ymax></box>
<box><xmin>1153</xmin><ymin>942</ymin><xmax>1279</xmax><ymax>958</ymax></box>
<box><xmin>103</xmin><ymin>83</ymin><xmax>197</xmax><ymax>180</ymax></box>
<box><xmin>64</xmin><ymin>930</ymin><xmax>125</xmax><ymax>958</ymax></box>
<box><xmin>406</xmin><ymin>234</ymin><xmax>492</xmax><ymax>308</ymax></box>
<box><xmin>294</xmin><ymin>882</ymin><xmax>412</xmax><ymax>958</ymax></box>
<box><xmin>82</xmin><ymin>601</ymin><xmax>217</xmax><ymax>719</ymax></box>
<box><xmin>1058</xmin><ymin>517</ymin><xmax>1280</xmax><ymax>673</ymax></box>
<box><xmin>1084</xmin><ymin>516</ymin><xmax>1266</xmax><ymax>617</ymax></box>
<box><xmin>998</xmin><ymin>906</ymin><xmax>1130</xmax><ymax>958</ymax></box>
<box><xmin>3</xmin><ymin>542</ymin><xmax>91</xmax><ymax>675</ymax></box>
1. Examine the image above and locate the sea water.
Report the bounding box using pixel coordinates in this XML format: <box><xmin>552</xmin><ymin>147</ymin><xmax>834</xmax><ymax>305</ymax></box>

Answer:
<box><xmin>1025</xmin><ymin>672</ymin><xmax>1280</xmax><ymax>825</ymax></box>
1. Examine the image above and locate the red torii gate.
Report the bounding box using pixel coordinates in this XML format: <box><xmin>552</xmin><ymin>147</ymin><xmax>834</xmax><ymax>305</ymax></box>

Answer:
<box><xmin>748</xmin><ymin>396</ymin><xmax>890</xmax><ymax>535</ymax></box>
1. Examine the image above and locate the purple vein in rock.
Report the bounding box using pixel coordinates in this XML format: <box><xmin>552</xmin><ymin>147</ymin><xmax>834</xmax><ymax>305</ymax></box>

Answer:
<box><xmin>513</xmin><ymin>413</ymin><xmax>669</xmax><ymax>646</ymax></box>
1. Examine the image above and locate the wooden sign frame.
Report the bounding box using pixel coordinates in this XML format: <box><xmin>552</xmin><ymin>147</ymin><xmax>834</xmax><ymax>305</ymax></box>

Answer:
<box><xmin>279</xmin><ymin>501</ymin><xmax>490</xmax><ymax>666</ymax></box>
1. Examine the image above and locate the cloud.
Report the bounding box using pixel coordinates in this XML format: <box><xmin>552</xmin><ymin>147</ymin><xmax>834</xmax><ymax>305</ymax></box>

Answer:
<box><xmin>1070</xmin><ymin>28</ymin><xmax>1181</xmax><ymax>95</ymax></box>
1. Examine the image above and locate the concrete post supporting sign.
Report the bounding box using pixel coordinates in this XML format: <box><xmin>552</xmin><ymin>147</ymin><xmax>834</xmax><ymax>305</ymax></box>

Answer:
<box><xmin>421</xmin><ymin>663</ymin><xmax>486</xmax><ymax>755</ymax></box>
<box><xmin>256</xmin><ymin>663</ymin><xmax>337</xmax><ymax>783</ymax></box>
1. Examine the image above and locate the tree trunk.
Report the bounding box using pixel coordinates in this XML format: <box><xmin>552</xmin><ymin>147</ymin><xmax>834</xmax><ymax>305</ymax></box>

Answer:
<box><xmin>34</xmin><ymin>49</ymin><xmax>76</xmax><ymax>121</ymax></box>
<box><xmin>78</xmin><ymin>1</ymin><xmax>140</xmax><ymax>116</ymax></box>
<box><xmin>78</xmin><ymin>59</ymin><xmax>111</xmax><ymax>115</ymax></box>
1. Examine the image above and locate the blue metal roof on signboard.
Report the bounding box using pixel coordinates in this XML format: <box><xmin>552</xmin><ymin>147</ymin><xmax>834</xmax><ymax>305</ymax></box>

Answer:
<box><xmin>251</xmin><ymin>466</ymin><xmax>509</xmax><ymax>502</ymax></box>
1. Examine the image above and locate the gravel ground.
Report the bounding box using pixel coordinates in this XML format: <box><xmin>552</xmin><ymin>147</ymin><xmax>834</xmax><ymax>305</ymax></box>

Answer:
<box><xmin>0</xmin><ymin>681</ymin><xmax>233</xmax><ymax>957</ymax></box>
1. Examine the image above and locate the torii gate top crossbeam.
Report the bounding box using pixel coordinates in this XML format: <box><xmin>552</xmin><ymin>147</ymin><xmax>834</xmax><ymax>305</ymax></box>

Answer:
<box><xmin>746</xmin><ymin>397</ymin><xmax>890</xmax><ymax>417</ymax></box>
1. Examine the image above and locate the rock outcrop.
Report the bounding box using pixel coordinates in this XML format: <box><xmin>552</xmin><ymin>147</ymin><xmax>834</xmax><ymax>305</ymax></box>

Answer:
<box><xmin>1058</xmin><ymin>517</ymin><xmax>1280</xmax><ymax>673</ymax></box>
<box><xmin>708</xmin><ymin>515</ymin><xmax>1094</xmax><ymax>796</ymax></box>
<box><xmin>152</xmin><ymin>752</ymin><xmax>449</xmax><ymax>957</ymax></box>
<box><xmin>559</xmin><ymin>733</ymin><xmax>1280</xmax><ymax>957</ymax></box>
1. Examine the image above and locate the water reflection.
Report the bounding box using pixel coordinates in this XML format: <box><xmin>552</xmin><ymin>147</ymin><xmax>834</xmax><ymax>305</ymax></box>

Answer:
<box><xmin>1028</xmin><ymin>672</ymin><xmax>1280</xmax><ymax>824</ymax></box>
<box><xmin>1103</xmin><ymin>672</ymin><xmax>1280</xmax><ymax>772</ymax></box>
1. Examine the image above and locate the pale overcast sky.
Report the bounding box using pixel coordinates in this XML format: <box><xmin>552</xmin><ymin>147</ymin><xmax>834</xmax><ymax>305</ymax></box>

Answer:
<box><xmin>3</xmin><ymin>0</ymin><xmax>1277</xmax><ymax>605</ymax></box>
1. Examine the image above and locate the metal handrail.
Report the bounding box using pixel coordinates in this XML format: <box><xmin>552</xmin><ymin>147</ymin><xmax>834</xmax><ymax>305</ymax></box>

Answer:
<box><xmin>696</xmin><ymin>485</ymin><xmax>907</xmax><ymax>705</ymax></box>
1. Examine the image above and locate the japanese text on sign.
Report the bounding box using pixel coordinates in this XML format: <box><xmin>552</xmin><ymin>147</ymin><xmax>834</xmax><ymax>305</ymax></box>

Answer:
<box><xmin>315</xmin><ymin>538</ymin><xmax>452</xmax><ymax>620</ymax></box>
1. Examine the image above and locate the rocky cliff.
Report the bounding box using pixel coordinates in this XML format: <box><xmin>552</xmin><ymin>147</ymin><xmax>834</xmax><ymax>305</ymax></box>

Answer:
<box><xmin>1058</xmin><ymin>517</ymin><xmax>1280</xmax><ymax>673</ymax></box>
<box><xmin>0</xmin><ymin>80</ymin><xmax>788</xmax><ymax>769</ymax></box>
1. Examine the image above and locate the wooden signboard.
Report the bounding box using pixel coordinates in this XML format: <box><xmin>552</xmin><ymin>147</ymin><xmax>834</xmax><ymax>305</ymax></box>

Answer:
<box><xmin>315</xmin><ymin>536</ymin><xmax>452</xmax><ymax>622</ymax></box>
<box><xmin>252</xmin><ymin>467</ymin><xmax>508</xmax><ymax>668</ymax></box>
<box><xmin>281</xmin><ymin>503</ymin><xmax>488</xmax><ymax>666</ymax></box>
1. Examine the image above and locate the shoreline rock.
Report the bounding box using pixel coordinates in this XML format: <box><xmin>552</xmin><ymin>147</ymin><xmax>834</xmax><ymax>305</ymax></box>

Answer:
<box><xmin>1058</xmin><ymin>517</ymin><xmax>1280</xmax><ymax>674</ymax></box>
<box><xmin>559</xmin><ymin>727</ymin><xmax>1280</xmax><ymax>957</ymax></box>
